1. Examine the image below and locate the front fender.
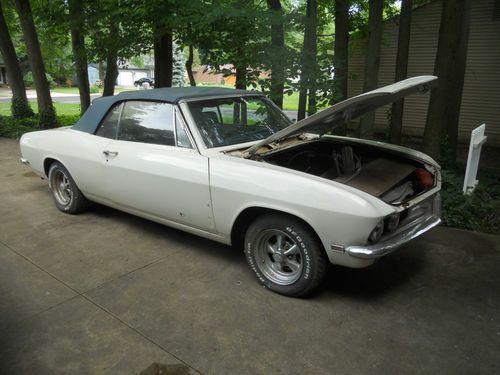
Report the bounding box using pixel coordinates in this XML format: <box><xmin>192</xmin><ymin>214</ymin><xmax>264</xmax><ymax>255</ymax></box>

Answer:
<box><xmin>209</xmin><ymin>155</ymin><xmax>394</xmax><ymax>256</ymax></box>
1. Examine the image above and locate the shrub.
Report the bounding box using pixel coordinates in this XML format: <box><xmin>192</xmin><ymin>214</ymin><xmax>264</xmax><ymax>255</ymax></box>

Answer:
<box><xmin>89</xmin><ymin>85</ymin><xmax>100</xmax><ymax>94</ymax></box>
<box><xmin>23</xmin><ymin>71</ymin><xmax>56</xmax><ymax>89</ymax></box>
<box><xmin>58</xmin><ymin>114</ymin><xmax>80</xmax><ymax>126</ymax></box>
<box><xmin>38</xmin><ymin>109</ymin><xmax>59</xmax><ymax>129</ymax></box>
<box><xmin>0</xmin><ymin>115</ymin><xmax>38</xmax><ymax>138</ymax></box>
<box><xmin>0</xmin><ymin>114</ymin><xmax>79</xmax><ymax>138</ymax></box>
<box><xmin>11</xmin><ymin>97</ymin><xmax>35</xmax><ymax>119</ymax></box>
<box><xmin>441</xmin><ymin>168</ymin><xmax>499</xmax><ymax>233</ymax></box>
<box><xmin>23</xmin><ymin>72</ymin><xmax>34</xmax><ymax>87</ymax></box>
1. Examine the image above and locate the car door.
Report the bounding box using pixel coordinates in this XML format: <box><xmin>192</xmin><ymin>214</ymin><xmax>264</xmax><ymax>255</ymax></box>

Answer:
<box><xmin>97</xmin><ymin>100</ymin><xmax>215</xmax><ymax>232</ymax></box>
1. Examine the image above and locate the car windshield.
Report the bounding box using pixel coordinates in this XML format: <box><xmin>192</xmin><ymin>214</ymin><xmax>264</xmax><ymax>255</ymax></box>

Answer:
<box><xmin>186</xmin><ymin>96</ymin><xmax>292</xmax><ymax>148</ymax></box>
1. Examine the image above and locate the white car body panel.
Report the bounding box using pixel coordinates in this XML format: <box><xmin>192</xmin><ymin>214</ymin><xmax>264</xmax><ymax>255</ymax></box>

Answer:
<box><xmin>205</xmin><ymin>150</ymin><xmax>394</xmax><ymax>267</ymax></box>
<box><xmin>102</xmin><ymin>139</ymin><xmax>214</xmax><ymax>231</ymax></box>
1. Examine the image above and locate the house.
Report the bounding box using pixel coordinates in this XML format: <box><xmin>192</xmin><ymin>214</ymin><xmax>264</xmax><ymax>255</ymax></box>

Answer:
<box><xmin>348</xmin><ymin>0</ymin><xmax>500</xmax><ymax>144</ymax></box>
<box><xmin>116</xmin><ymin>57</ymin><xmax>154</xmax><ymax>87</ymax></box>
<box><xmin>192</xmin><ymin>65</ymin><xmax>226</xmax><ymax>85</ymax></box>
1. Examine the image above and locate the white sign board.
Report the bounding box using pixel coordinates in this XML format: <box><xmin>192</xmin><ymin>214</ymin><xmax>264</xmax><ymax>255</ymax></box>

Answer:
<box><xmin>463</xmin><ymin>124</ymin><xmax>487</xmax><ymax>194</ymax></box>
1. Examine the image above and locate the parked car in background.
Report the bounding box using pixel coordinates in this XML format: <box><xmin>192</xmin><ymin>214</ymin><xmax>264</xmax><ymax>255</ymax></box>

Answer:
<box><xmin>19</xmin><ymin>76</ymin><xmax>441</xmax><ymax>297</ymax></box>
<box><xmin>134</xmin><ymin>77</ymin><xmax>154</xmax><ymax>87</ymax></box>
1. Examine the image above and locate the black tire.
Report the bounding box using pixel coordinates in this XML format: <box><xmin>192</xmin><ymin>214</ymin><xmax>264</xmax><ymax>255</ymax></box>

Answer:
<box><xmin>244</xmin><ymin>214</ymin><xmax>327</xmax><ymax>297</ymax></box>
<box><xmin>48</xmin><ymin>161</ymin><xmax>89</xmax><ymax>214</ymax></box>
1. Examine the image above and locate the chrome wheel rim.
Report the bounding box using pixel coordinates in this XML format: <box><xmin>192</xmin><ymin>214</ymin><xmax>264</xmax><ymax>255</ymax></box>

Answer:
<box><xmin>254</xmin><ymin>229</ymin><xmax>303</xmax><ymax>285</ymax></box>
<box><xmin>51</xmin><ymin>170</ymin><xmax>72</xmax><ymax>206</ymax></box>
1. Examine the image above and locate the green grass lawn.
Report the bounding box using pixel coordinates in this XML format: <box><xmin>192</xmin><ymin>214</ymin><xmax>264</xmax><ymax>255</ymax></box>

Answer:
<box><xmin>0</xmin><ymin>101</ymin><xmax>82</xmax><ymax>116</ymax></box>
<box><xmin>282</xmin><ymin>92</ymin><xmax>299</xmax><ymax>112</ymax></box>
<box><xmin>51</xmin><ymin>87</ymin><xmax>80</xmax><ymax>94</ymax></box>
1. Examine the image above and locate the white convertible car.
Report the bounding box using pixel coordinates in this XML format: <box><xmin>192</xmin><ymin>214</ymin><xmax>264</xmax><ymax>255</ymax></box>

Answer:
<box><xmin>20</xmin><ymin>75</ymin><xmax>441</xmax><ymax>297</ymax></box>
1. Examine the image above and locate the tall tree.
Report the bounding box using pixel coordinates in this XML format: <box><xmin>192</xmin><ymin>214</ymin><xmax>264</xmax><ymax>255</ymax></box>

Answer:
<box><xmin>86</xmin><ymin>0</ymin><xmax>149</xmax><ymax>96</ymax></box>
<box><xmin>68</xmin><ymin>0</ymin><xmax>90</xmax><ymax>112</ymax></box>
<box><xmin>195</xmin><ymin>1</ymin><xmax>269</xmax><ymax>91</ymax></box>
<box><xmin>423</xmin><ymin>0</ymin><xmax>472</xmax><ymax>165</ymax></box>
<box><xmin>102</xmin><ymin>18</ymin><xmax>119</xmax><ymax>96</ymax></box>
<box><xmin>172</xmin><ymin>44</ymin><xmax>185</xmax><ymax>86</ymax></box>
<box><xmin>358</xmin><ymin>0</ymin><xmax>383</xmax><ymax>139</ymax></box>
<box><xmin>186</xmin><ymin>45</ymin><xmax>196</xmax><ymax>86</ymax></box>
<box><xmin>233</xmin><ymin>0</ymin><xmax>251</xmax><ymax>90</ymax></box>
<box><xmin>389</xmin><ymin>0</ymin><xmax>412</xmax><ymax>145</ymax></box>
<box><xmin>154</xmin><ymin>31</ymin><xmax>173</xmax><ymax>88</ymax></box>
<box><xmin>333</xmin><ymin>0</ymin><xmax>349</xmax><ymax>103</ymax></box>
<box><xmin>0</xmin><ymin>2</ymin><xmax>33</xmax><ymax>119</ymax></box>
<box><xmin>297</xmin><ymin>0</ymin><xmax>318</xmax><ymax>120</ymax></box>
<box><xmin>267</xmin><ymin>0</ymin><xmax>285</xmax><ymax>108</ymax></box>
<box><xmin>13</xmin><ymin>0</ymin><xmax>57</xmax><ymax>127</ymax></box>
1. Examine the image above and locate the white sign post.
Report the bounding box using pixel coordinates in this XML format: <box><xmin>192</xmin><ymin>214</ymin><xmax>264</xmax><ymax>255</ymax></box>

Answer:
<box><xmin>463</xmin><ymin>124</ymin><xmax>487</xmax><ymax>195</ymax></box>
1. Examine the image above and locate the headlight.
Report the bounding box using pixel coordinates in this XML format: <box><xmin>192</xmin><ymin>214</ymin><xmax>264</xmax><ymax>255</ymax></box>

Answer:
<box><xmin>368</xmin><ymin>220</ymin><xmax>384</xmax><ymax>243</ymax></box>
<box><xmin>386</xmin><ymin>213</ymin><xmax>400</xmax><ymax>232</ymax></box>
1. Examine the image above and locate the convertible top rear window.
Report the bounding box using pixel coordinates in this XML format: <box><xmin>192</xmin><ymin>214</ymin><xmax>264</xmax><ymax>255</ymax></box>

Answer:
<box><xmin>187</xmin><ymin>96</ymin><xmax>292</xmax><ymax>148</ymax></box>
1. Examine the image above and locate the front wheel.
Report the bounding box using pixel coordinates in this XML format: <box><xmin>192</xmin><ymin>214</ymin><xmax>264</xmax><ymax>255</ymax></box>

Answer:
<box><xmin>48</xmin><ymin>161</ymin><xmax>89</xmax><ymax>214</ymax></box>
<box><xmin>244</xmin><ymin>214</ymin><xmax>327</xmax><ymax>297</ymax></box>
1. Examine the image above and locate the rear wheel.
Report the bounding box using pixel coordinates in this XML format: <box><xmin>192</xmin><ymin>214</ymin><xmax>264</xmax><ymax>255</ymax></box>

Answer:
<box><xmin>48</xmin><ymin>161</ymin><xmax>88</xmax><ymax>214</ymax></box>
<box><xmin>244</xmin><ymin>214</ymin><xmax>327</xmax><ymax>297</ymax></box>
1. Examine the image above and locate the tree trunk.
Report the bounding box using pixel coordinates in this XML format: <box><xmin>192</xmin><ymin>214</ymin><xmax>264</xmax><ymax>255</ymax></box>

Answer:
<box><xmin>13</xmin><ymin>0</ymin><xmax>56</xmax><ymax>128</ymax></box>
<box><xmin>235</xmin><ymin>64</ymin><xmax>246</xmax><ymax>89</ymax></box>
<box><xmin>102</xmin><ymin>51</ymin><xmax>118</xmax><ymax>96</ymax></box>
<box><xmin>298</xmin><ymin>0</ymin><xmax>318</xmax><ymax>120</ymax></box>
<box><xmin>0</xmin><ymin>3</ymin><xmax>33</xmax><ymax>119</ymax></box>
<box><xmin>358</xmin><ymin>0</ymin><xmax>383</xmax><ymax>139</ymax></box>
<box><xmin>333</xmin><ymin>0</ymin><xmax>349</xmax><ymax>103</ymax></box>
<box><xmin>267</xmin><ymin>0</ymin><xmax>285</xmax><ymax>109</ymax></box>
<box><xmin>154</xmin><ymin>32</ymin><xmax>173</xmax><ymax>88</ymax></box>
<box><xmin>186</xmin><ymin>45</ymin><xmax>196</xmax><ymax>87</ymax></box>
<box><xmin>423</xmin><ymin>0</ymin><xmax>472</xmax><ymax>165</ymax></box>
<box><xmin>68</xmin><ymin>0</ymin><xmax>90</xmax><ymax>113</ymax></box>
<box><xmin>102</xmin><ymin>20</ymin><xmax>118</xmax><ymax>97</ymax></box>
<box><xmin>389</xmin><ymin>0</ymin><xmax>412</xmax><ymax>145</ymax></box>
<box><xmin>306</xmin><ymin>1</ymin><xmax>317</xmax><ymax>117</ymax></box>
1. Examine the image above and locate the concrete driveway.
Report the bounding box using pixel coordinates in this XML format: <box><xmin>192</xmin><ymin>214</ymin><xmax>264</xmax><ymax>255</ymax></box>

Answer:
<box><xmin>0</xmin><ymin>137</ymin><xmax>499</xmax><ymax>374</ymax></box>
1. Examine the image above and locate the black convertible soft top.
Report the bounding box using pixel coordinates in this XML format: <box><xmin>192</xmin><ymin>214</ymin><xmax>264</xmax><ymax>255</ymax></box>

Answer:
<box><xmin>72</xmin><ymin>86</ymin><xmax>260</xmax><ymax>134</ymax></box>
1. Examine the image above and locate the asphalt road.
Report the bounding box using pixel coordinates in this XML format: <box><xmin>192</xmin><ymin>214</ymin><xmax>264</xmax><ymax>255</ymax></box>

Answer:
<box><xmin>0</xmin><ymin>137</ymin><xmax>499</xmax><ymax>374</ymax></box>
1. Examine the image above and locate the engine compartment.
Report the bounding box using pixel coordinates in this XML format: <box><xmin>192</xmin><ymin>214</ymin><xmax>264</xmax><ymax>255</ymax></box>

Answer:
<box><xmin>262</xmin><ymin>139</ymin><xmax>436</xmax><ymax>205</ymax></box>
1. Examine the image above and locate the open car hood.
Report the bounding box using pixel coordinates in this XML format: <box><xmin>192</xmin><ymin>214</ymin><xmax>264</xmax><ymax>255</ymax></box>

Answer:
<box><xmin>245</xmin><ymin>75</ymin><xmax>438</xmax><ymax>157</ymax></box>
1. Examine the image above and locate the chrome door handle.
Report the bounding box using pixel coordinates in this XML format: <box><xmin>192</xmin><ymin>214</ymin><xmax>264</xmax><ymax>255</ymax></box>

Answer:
<box><xmin>103</xmin><ymin>150</ymin><xmax>119</xmax><ymax>157</ymax></box>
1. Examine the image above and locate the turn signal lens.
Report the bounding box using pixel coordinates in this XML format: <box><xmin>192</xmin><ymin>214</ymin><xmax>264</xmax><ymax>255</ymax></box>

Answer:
<box><xmin>369</xmin><ymin>221</ymin><xmax>385</xmax><ymax>244</ymax></box>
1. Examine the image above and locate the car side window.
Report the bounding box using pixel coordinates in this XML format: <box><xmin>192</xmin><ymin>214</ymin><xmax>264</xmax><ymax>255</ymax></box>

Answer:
<box><xmin>96</xmin><ymin>102</ymin><xmax>122</xmax><ymax>139</ymax></box>
<box><xmin>117</xmin><ymin>101</ymin><xmax>175</xmax><ymax>146</ymax></box>
<box><xmin>175</xmin><ymin>112</ymin><xmax>192</xmax><ymax>148</ymax></box>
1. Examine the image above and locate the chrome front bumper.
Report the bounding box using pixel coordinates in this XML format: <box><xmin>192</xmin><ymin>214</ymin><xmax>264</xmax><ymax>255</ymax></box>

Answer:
<box><xmin>343</xmin><ymin>194</ymin><xmax>441</xmax><ymax>259</ymax></box>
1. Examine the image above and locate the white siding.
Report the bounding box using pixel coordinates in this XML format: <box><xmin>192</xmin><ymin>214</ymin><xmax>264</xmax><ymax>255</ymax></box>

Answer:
<box><xmin>348</xmin><ymin>0</ymin><xmax>500</xmax><ymax>144</ymax></box>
